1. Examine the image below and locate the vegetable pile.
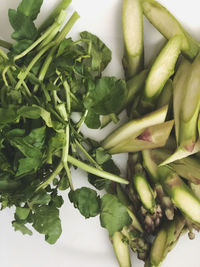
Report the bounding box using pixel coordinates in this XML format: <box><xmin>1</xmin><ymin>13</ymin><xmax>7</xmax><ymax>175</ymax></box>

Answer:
<box><xmin>1</xmin><ymin>0</ymin><xmax>200</xmax><ymax>266</ymax></box>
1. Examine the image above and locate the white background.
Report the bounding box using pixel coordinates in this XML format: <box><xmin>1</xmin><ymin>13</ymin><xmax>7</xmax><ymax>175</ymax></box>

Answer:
<box><xmin>1</xmin><ymin>0</ymin><xmax>200</xmax><ymax>266</ymax></box>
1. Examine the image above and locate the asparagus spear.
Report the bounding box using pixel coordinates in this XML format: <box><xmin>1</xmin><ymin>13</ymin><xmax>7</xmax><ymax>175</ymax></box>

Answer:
<box><xmin>122</xmin><ymin>0</ymin><xmax>144</xmax><ymax>79</ymax></box>
<box><xmin>172</xmin><ymin>57</ymin><xmax>192</xmax><ymax>142</ymax></box>
<box><xmin>143</xmin><ymin>35</ymin><xmax>182</xmax><ymax>102</ymax></box>
<box><xmin>149</xmin><ymin>215</ymin><xmax>186</xmax><ymax>267</ymax></box>
<box><xmin>142</xmin><ymin>0</ymin><xmax>199</xmax><ymax>59</ymax></box>
<box><xmin>108</xmin><ymin>120</ymin><xmax>174</xmax><ymax>154</ymax></box>
<box><xmin>158</xmin><ymin>166</ymin><xmax>200</xmax><ymax>224</ymax></box>
<box><xmin>133</xmin><ymin>173</ymin><xmax>156</xmax><ymax>213</ymax></box>
<box><xmin>102</xmin><ymin>105</ymin><xmax>168</xmax><ymax>150</ymax></box>
<box><xmin>112</xmin><ymin>232</ymin><xmax>132</xmax><ymax>267</ymax></box>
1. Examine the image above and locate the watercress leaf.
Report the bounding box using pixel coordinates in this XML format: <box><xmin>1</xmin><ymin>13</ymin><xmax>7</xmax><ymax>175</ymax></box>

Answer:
<box><xmin>17</xmin><ymin>0</ymin><xmax>43</xmax><ymax>20</ymax></box>
<box><xmin>12</xmin><ymin>39</ymin><xmax>33</xmax><ymax>54</ymax></box>
<box><xmin>56</xmin><ymin>38</ymin><xmax>73</xmax><ymax>57</ymax></box>
<box><xmin>52</xmin><ymin>195</ymin><xmax>64</xmax><ymax>208</ymax></box>
<box><xmin>80</xmin><ymin>31</ymin><xmax>112</xmax><ymax>73</ymax></box>
<box><xmin>17</xmin><ymin>106</ymin><xmax>41</xmax><ymax>119</ymax></box>
<box><xmin>84</xmin><ymin>77</ymin><xmax>127</xmax><ymax>115</ymax></box>
<box><xmin>0</xmin><ymin>107</ymin><xmax>19</xmax><ymax>124</ymax></box>
<box><xmin>58</xmin><ymin>176</ymin><xmax>69</xmax><ymax>190</ymax></box>
<box><xmin>9</xmin><ymin>126</ymin><xmax>45</xmax><ymax>159</ymax></box>
<box><xmin>6</xmin><ymin>129</ymin><xmax>26</xmax><ymax>138</ymax></box>
<box><xmin>100</xmin><ymin>194</ymin><xmax>132</xmax><ymax>236</ymax></box>
<box><xmin>85</xmin><ymin>109</ymin><xmax>101</xmax><ymax>129</ymax></box>
<box><xmin>88</xmin><ymin>159</ymin><xmax>120</xmax><ymax>190</ymax></box>
<box><xmin>16</xmin><ymin>157</ymin><xmax>41</xmax><ymax>176</ymax></box>
<box><xmin>12</xmin><ymin>221</ymin><xmax>32</xmax><ymax>236</ymax></box>
<box><xmin>8</xmin><ymin>9</ymin><xmax>37</xmax><ymax>40</ymax></box>
<box><xmin>95</xmin><ymin>147</ymin><xmax>111</xmax><ymax>165</ymax></box>
<box><xmin>32</xmin><ymin>205</ymin><xmax>62</xmax><ymax>244</ymax></box>
<box><xmin>29</xmin><ymin>190</ymin><xmax>51</xmax><ymax>206</ymax></box>
<box><xmin>68</xmin><ymin>187</ymin><xmax>100</xmax><ymax>218</ymax></box>
<box><xmin>15</xmin><ymin>207</ymin><xmax>30</xmax><ymax>220</ymax></box>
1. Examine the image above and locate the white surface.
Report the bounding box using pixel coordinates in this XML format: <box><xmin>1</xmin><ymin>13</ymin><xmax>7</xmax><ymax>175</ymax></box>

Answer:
<box><xmin>0</xmin><ymin>0</ymin><xmax>200</xmax><ymax>267</ymax></box>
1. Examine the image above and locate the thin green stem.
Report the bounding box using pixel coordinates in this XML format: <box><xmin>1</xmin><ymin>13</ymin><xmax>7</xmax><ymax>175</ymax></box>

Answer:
<box><xmin>34</xmin><ymin>12</ymin><xmax>79</xmax><ymax>93</ymax></box>
<box><xmin>63</xmin><ymin>79</ymin><xmax>71</xmax><ymax>113</ymax></box>
<box><xmin>67</xmin><ymin>155</ymin><xmax>129</xmax><ymax>184</ymax></box>
<box><xmin>38</xmin><ymin>0</ymin><xmax>72</xmax><ymax>34</ymax></box>
<box><xmin>0</xmin><ymin>39</ymin><xmax>12</xmax><ymax>50</ymax></box>
<box><xmin>36</xmin><ymin>161</ymin><xmax>63</xmax><ymax>191</ymax></box>
<box><xmin>14</xmin><ymin>11</ymin><xmax>66</xmax><ymax>61</ymax></box>
<box><xmin>2</xmin><ymin>66</ymin><xmax>10</xmax><ymax>86</ymax></box>
<box><xmin>22</xmin><ymin>81</ymin><xmax>32</xmax><ymax>97</ymax></box>
<box><xmin>75</xmin><ymin>139</ymin><xmax>102</xmax><ymax>170</ymax></box>
<box><xmin>15</xmin><ymin>41</ymin><xmax>56</xmax><ymax>90</ymax></box>
<box><xmin>76</xmin><ymin>110</ymin><xmax>88</xmax><ymax>133</ymax></box>
<box><xmin>62</xmin><ymin>125</ymin><xmax>74</xmax><ymax>190</ymax></box>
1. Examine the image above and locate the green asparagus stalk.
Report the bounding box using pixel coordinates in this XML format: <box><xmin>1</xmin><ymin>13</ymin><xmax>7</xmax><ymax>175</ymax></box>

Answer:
<box><xmin>143</xmin><ymin>35</ymin><xmax>182</xmax><ymax>102</ymax></box>
<box><xmin>178</xmin><ymin>53</ymin><xmax>200</xmax><ymax>149</ymax></box>
<box><xmin>172</xmin><ymin>57</ymin><xmax>192</xmax><ymax>143</ymax></box>
<box><xmin>112</xmin><ymin>232</ymin><xmax>132</xmax><ymax>267</ymax></box>
<box><xmin>122</xmin><ymin>0</ymin><xmax>144</xmax><ymax>79</ymax></box>
<box><xmin>133</xmin><ymin>173</ymin><xmax>156</xmax><ymax>213</ymax></box>
<box><xmin>102</xmin><ymin>105</ymin><xmax>168</xmax><ymax>151</ymax></box>
<box><xmin>150</xmin><ymin>148</ymin><xmax>200</xmax><ymax>184</ymax></box>
<box><xmin>149</xmin><ymin>215</ymin><xmax>186</xmax><ymax>267</ymax></box>
<box><xmin>142</xmin><ymin>0</ymin><xmax>199</xmax><ymax>59</ymax></box>
<box><xmin>107</xmin><ymin>120</ymin><xmax>174</xmax><ymax>154</ymax></box>
<box><xmin>158</xmin><ymin>166</ymin><xmax>200</xmax><ymax>224</ymax></box>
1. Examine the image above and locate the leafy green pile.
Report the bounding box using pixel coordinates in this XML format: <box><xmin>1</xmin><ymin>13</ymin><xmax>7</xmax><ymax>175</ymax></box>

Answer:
<box><xmin>0</xmin><ymin>0</ymin><xmax>131</xmax><ymax>244</ymax></box>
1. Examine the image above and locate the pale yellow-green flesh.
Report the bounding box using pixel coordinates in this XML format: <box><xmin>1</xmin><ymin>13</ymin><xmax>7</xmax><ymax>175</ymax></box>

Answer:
<box><xmin>173</xmin><ymin>188</ymin><xmax>200</xmax><ymax>224</ymax></box>
<box><xmin>109</xmin><ymin>120</ymin><xmax>173</xmax><ymax>154</ymax></box>
<box><xmin>123</xmin><ymin>0</ymin><xmax>143</xmax><ymax>56</ymax></box>
<box><xmin>173</xmin><ymin>58</ymin><xmax>191</xmax><ymax>142</ymax></box>
<box><xmin>112</xmin><ymin>232</ymin><xmax>131</xmax><ymax>267</ymax></box>
<box><xmin>144</xmin><ymin>35</ymin><xmax>181</xmax><ymax>99</ymax></box>
<box><xmin>142</xmin><ymin>0</ymin><xmax>199</xmax><ymax>59</ymax></box>
<box><xmin>150</xmin><ymin>229</ymin><xmax>167</xmax><ymax>266</ymax></box>
<box><xmin>102</xmin><ymin>105</ymin><xmax>168</xmax><ymax>150</ymax></box>
<box><xmin>135</xmin><ymin>176</ymin><xmax>155</xmax><ymax>211</ymax></box>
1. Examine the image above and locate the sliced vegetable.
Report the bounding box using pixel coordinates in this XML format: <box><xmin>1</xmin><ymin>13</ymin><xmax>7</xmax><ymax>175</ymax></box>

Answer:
<box><xmin>112</xmin><ymin>232</ymin><xmax>131</xmax><ymax>267</ymax></box>
<box><xmin>158</xmin><ymin>166</ymin><xmax>200</xmax><ymax>224</ymax></box>
<box><xmin>122</xmin><ymin>0</ymin><xmax>144</xmax><ymax>78</ymax></box>
<box><xmin>133</xmin><ymin>173</ymin><xmax>156</xmax><ymax>213</ymax></box>
<box><xmin>102</xmin><ymin>105</ymin><xmax>168</xmax><ymax>150</ymax></box>
<box><xmin>142</xmin><ymin>0</ymin><xmax>199</xmax><ymax>59</ymax></box>
<box><xmin>144</xmin><ymin>35</ymin><xmax>182</xmax><ymax>102</ymax></box>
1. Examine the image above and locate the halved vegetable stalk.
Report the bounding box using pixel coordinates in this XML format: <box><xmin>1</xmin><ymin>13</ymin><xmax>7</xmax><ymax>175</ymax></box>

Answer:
<box><xmin>149</xmin><ymin>215</ymin><xmax>186</xmax><ymax>267</ymax></box>
<box><xmin>102</xmin><ymin>105</ymin><xmax>168</xmax><ymax>150</ymax></box>
<box><xmin>172</xmin><ymin>57</ymin><xmax>192</xmax><ymax>142</ymax></box>
<box><xmin>122</xmin><ymin>0</ymin><xmax>144</xmax><ymax>79</ymax></box>
<box><xmin>142</xmin><ymin>150</ymin><xmax>174</xmax><ymax>220</ymax></box>
<box><xmin>158</xmin><ymin>165</ymin><xmax>200</xmax><ymax>224</ymax></box>
<box><xmin>108</xmin><ymin>120</ymin><xmax>173</xmax><ymax>154</ymax></box>
<box><xmin>133</xmin><ymin>173</ymin><xmax>156</xmax><ymax>213</ymax></box>
<box><xmin>150</xmin><ymin>148</ymin><xmax>200</xmax><ymax>184</ymax></box>
<box><xmin>142</xmin><ymin>0</ymin><xmax>199</xmax><ymax>59</ymax></box>
<box><xmin>112</xmin><ymin>232</ymin><xmax>131</xmax><ymax>267</ymax></box>
<box><xmin>101</xmin><ymin>69</ymin><xmax>148</xmax><ymax>128</ymax></box>
<box><xmin>159</xmin><ymin>141</ymin><xmax>200</xmax><ymax>166</ymax></box>
<box><xmin>143</xmin><ymin>35</ymin><xmax>182</xmax><ymax>102</ymax></box>
<box><xmin>178</xmin><ymin>53</ymin><xmax>200</xmax><ymax>149</ymax></box>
